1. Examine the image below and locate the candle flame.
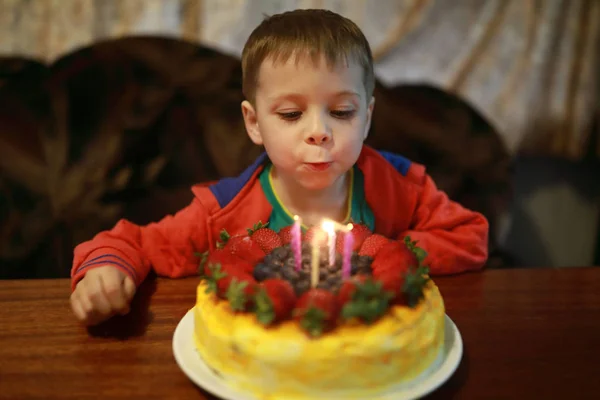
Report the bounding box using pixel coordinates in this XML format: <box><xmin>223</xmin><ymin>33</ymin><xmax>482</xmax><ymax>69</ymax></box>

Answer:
<box><xmin>321</xmin><ymin>218</ymin><xmax>353</xmax><ymax>233</ymax></box>
<box><xmin>321</xmin><ymin>219</ymin><xmax>335</xmax><ymax>235</ymax></box>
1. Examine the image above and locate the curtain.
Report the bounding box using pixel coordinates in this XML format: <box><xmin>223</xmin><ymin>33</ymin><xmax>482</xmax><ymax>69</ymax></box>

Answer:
<box><xmin>0</xmin><ymin>0</ymin><xmax>598</xmax><ymax>159</ymax></box>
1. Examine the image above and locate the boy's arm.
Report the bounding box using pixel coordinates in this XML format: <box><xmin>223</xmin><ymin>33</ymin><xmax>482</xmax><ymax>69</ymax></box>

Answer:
<box><xmin>398</xmin><ymin>173</ymin><xmax>489</xmax><ymax>275</ymax></box>
<box><xmin>71</xmin><ymin>198</ymin><xmax>209</xmax><ymax>291</ymax></box>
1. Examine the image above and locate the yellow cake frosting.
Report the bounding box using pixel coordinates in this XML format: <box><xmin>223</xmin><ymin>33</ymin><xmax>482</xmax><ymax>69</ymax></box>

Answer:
<box><xmin>193</xmin><ymin>279</ymin><xmax>445</xmax><ymax>400</ymax></box>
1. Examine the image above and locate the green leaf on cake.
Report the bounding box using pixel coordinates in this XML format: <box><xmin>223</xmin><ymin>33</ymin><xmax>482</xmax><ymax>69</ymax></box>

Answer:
<box><xmin>247</xmin><ymin>220</ymin><xmax>269</xmax><ymax>235</ymax></box>
<box><xmin>299</xmin><ymin>307</ymin><xmax>327</xmax><ymax>337</ymax></box>
<box><xmin>226</xmin><ymin>279</ymin><xmax>250</xmax><ymax>312</ymax></box>
<box><xmin>254</xmin><ymin>288</ymin><xmax>275</xmax><ymax>326</ymax></box>
<box><xmin>341</xmin><ymin>280</ymin><xmax>393</xmax><ymax>324</ymax></box>
<box><xmin>204</xmin><ymin>264</ymin><xmax>227</xmax><ymax>294</ymax></box>
<box><xmin>412</xmin><ymin>248</ymin><xmax>428</xmax><ymax>264</ymax></box>
<box><xmin>216</xmin><ymin>229</ymin><xmax>231</xmax><ymax>249</ymax></box>
<box><xmin>402</xmin><ymin>265</ymin><xmax>430</xmax><ymax>307</ymax></box>
<box><xmin>196</xmin><ymin>251</ymin><xmax>209</xmax><ymax>278</ymax></box>
<box><xmin>403</xmin><ymin>236</ymin><xmax>428</xmax><ymax>265</ymax></box>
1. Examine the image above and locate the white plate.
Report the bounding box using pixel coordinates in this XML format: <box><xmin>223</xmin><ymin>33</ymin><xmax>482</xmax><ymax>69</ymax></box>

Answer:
<box><xmin>173</xmin><ymin>308</ymin><xmax>463</xmax><ymax>400</ymax></box>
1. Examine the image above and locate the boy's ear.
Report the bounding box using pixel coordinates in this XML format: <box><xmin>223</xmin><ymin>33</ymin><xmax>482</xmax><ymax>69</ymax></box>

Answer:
<box><xmin>363</xmin><ymin>96</ymin><xmax>376</xmax><ymax>140</ymax></box>
<box><xmin>241</xmin><ymin>100</ymin><xmax>263</xmax><ymax>145</ymax></box>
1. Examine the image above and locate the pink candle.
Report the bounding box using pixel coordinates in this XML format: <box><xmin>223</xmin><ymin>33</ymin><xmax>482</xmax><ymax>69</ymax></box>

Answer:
<box><xmin>328</xmin><ymin>231</ymin><xmax>336</xmax><ymax>266</ymax></box>
<box><xmin>292</xmin><ymin>216</ymin><xmax>302</xmax><ymax>271</ymax></box>
<box><xmin>342</xmin><ymin>229</ymin><xmax>354</xmax><ymax>279</ymax></box>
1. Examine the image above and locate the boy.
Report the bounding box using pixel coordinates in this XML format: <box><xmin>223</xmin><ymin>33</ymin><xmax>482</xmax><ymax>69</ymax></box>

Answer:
<box><xmin>70</xmin><ymin>9</ymin><xmax>488</xmax><ymax>325</ymax></box>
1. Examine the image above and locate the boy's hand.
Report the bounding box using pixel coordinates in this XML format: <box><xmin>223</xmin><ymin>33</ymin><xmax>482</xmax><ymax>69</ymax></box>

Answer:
<box><xmin>70</xmin><ymin>265</ymin><xmax>136</xmax><ymax>326</ymax></box>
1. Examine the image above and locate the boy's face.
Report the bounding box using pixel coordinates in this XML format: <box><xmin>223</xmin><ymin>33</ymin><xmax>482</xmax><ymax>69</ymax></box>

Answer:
<box><xmin>241</xmin><ymin>54</ymin><xmax>375</xmax><ymax>191</ymax></box>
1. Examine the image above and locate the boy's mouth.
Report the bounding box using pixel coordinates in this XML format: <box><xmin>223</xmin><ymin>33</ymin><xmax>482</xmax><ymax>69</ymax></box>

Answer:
<box><xmin>304</xmin><ymin>162</ymin><xmax>332</xmax><ymax>172</ymax></box>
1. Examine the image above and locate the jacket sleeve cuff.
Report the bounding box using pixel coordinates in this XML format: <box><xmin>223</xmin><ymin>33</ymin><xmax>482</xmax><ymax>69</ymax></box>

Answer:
<box><xmin>71</xmin><ymin>248</ymin><xmax>141</xmax><ymax>291</ymax></box>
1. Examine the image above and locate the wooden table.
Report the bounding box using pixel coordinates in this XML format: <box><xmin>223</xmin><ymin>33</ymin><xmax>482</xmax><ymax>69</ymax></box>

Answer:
<box><xmin>1</xmin><ymin>267</ymin><xmax>599</xmax><ymax>399</ymax></box>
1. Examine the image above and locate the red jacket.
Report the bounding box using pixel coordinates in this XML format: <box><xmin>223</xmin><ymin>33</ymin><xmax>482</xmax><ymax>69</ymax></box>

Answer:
<box><xmin>71</xmin><ymin>146</ymin><xmax>488</xmax><ymax>290</ymax></box>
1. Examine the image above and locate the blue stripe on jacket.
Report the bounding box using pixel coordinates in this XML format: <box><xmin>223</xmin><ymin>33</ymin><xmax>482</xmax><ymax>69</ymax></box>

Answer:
<box><xmin>207</xmin><ymin>149</ymin><xmax>411</xmax><ymax>209</ymax></box>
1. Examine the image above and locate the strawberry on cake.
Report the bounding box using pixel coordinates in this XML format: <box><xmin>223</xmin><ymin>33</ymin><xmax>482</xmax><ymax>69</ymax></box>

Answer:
<box><xmin>193</xmin><ymin>221</ymin><xmax>446</xmax><ymax>399</ymax></box>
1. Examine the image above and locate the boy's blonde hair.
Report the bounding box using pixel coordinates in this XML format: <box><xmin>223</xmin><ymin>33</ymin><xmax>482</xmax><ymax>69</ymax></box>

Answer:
<box><xmin>241</xmin><ymin>9</ymin><xmax>375</xmax><ymax>104</ymax></box>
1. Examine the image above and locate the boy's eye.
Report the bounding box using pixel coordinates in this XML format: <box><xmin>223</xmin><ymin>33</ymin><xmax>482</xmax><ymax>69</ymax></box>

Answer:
<box><xmin>277</xmin><ymin>110</ymin><xmax>355</xmax><ymax>121</ymax></box>
<box><xmin>330</xmin><ymin>110</ymin><xmax>356</xmax><ymax>119</ymax></box>
<box><xmin>278</xmin><ymin>111</ymin><xmax>302</xmax><ymax>121</ymax></box>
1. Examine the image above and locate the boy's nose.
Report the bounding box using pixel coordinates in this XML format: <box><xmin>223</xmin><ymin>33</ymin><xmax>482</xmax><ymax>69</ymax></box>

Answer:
<box><xmin>305</xmin><ymin>113</ymin><xmax>331</xmax><ymax>145</ymax></box>
<box><xmin>305</xmin><ymin>132</ymin><xmax>331</xmax><ymax>145</ymax></box>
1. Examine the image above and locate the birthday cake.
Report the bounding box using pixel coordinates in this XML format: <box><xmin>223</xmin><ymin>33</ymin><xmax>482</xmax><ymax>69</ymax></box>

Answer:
<box><xmin>193</xmin><ymin>222</ymin><xmax>446</xmax><ymax>399</ymax></box>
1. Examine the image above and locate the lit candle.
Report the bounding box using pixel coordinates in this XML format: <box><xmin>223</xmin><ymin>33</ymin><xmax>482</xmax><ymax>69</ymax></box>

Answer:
<box><xmin>342</xmin><ymin>224</ymin><xmax>354</xmax><ymax>279</ymax></box>
<box><xmin>321</xmin><ymin>220</ymin><xmax>336</xmax><ymax>266</ymax></box>
<box><xmin>311</xmin><ymin>229</ymin><xmax>322</xmax><ymax>288</ymax></box>
<box><xmin>291</xmin><ymin>215</ymin><xmax>302</xmax><ymax>271</ymax></box>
